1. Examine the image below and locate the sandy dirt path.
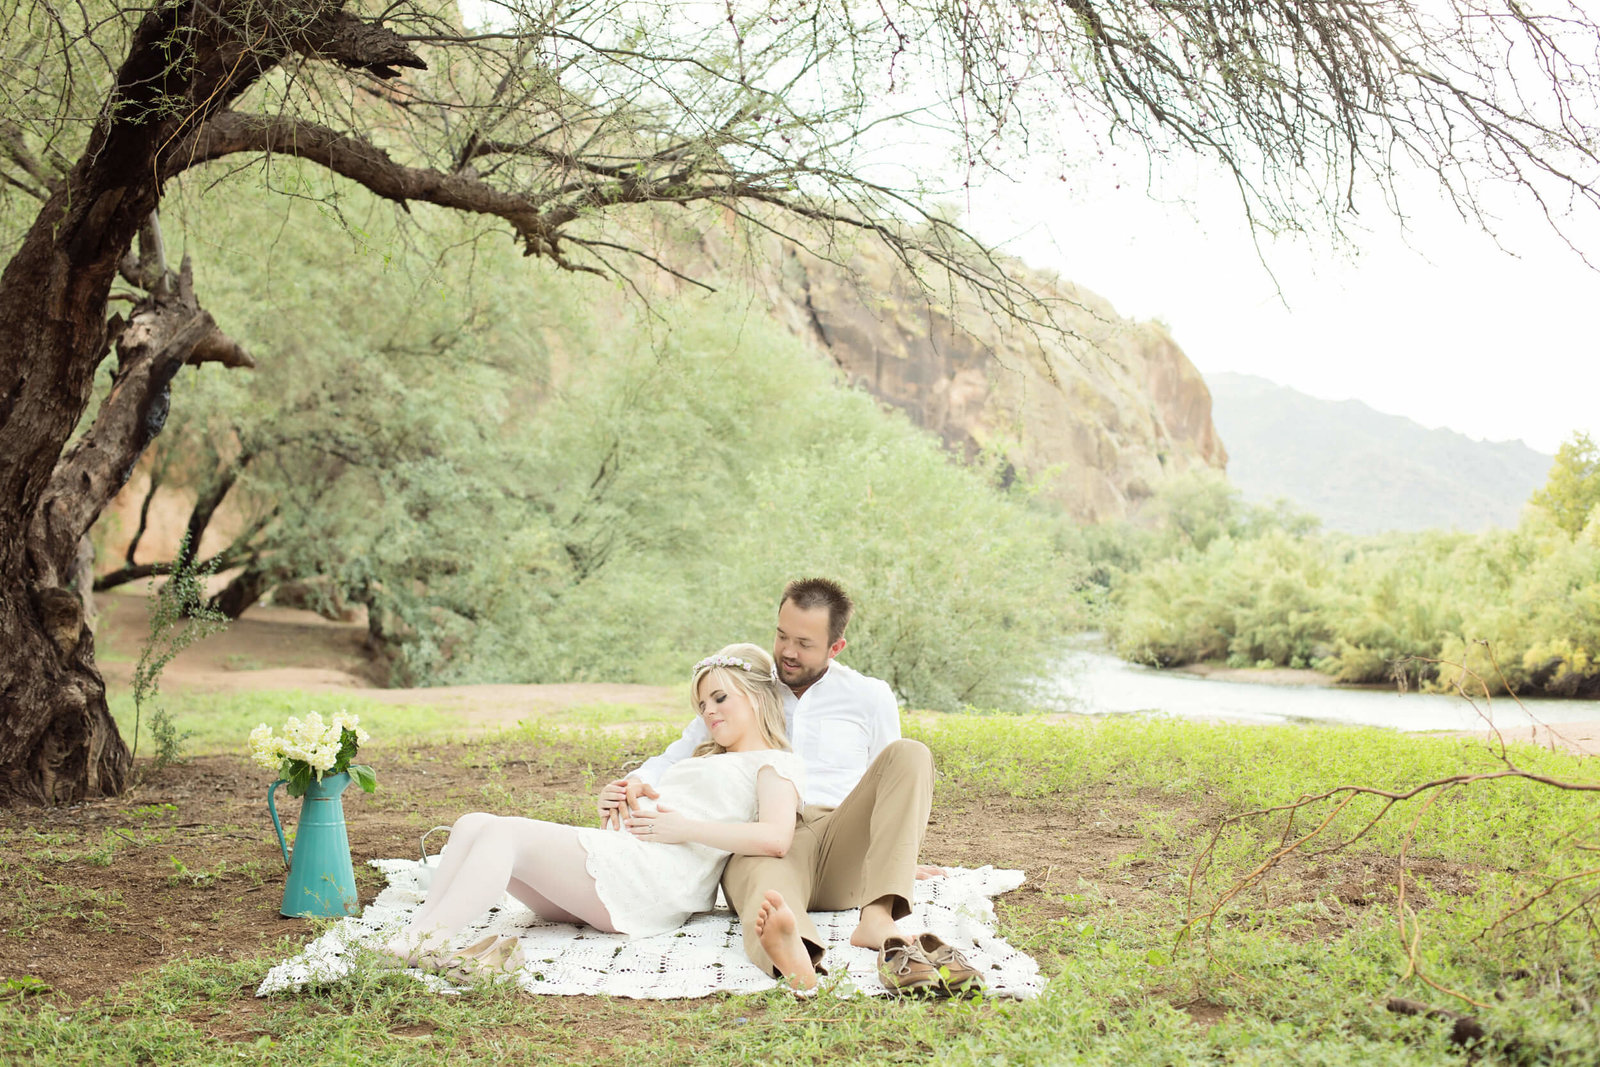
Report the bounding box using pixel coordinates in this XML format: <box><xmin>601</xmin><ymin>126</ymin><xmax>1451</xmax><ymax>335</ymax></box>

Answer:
<box><xmin>95</xmin><ymin>590</ymin><xmax>683</xmax><ymax>729</ymax></box>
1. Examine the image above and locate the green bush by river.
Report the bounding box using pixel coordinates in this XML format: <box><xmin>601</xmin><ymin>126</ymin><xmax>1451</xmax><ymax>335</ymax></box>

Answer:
<box><xmin>1098</xmin><ymin>436</ymin><xmax>1600</xmax><ymax>699</ymax></box>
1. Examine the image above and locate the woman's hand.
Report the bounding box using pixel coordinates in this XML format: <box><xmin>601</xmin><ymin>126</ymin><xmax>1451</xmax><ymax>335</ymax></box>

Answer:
<box><xmin>596</xmin><ymin>777</ymin><xmax>658</xmax><ymax>830</ymax></box>
<box><xmin>624</xmin><ymin>803</ymin><xmax>691</xmax><ymax>845</ymax></box>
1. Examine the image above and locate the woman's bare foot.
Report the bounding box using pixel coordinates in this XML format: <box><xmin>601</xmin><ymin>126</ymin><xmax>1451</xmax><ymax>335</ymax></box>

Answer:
<box><xmin>754</xmin><ymin>890</ymin><xmax>817</xmax><ymax>991</ymax></box>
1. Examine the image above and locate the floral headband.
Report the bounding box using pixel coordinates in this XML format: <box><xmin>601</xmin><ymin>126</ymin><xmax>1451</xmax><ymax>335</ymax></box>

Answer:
<box><xmin>693</xmin><ymin>653</ymin><xmax>779</xmax><ymax>682</ymax></box>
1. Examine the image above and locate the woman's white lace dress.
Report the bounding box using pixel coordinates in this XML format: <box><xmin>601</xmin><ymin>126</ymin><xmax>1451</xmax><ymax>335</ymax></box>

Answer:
<box><xmin>575</xmin><ymin>748</ymin><xmax>805</xmax><ymax>937</ymax></box>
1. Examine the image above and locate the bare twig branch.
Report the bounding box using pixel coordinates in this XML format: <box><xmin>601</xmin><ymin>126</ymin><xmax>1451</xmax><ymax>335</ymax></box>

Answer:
<box><xmin>1181</xmin><ymin>645</ymin><xmax>1599</xmax><ymax>1012</ymax></box>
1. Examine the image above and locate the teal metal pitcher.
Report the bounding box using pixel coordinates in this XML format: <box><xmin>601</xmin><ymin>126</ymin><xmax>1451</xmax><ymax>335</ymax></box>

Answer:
<box><xmin>268</xmin><ymin>772</ymin><xmax>360</xmax><ymax>918</ymax></box>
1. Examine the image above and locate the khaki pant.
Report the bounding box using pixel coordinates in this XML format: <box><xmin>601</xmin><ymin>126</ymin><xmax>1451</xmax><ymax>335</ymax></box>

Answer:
<box><xmin>721</xmin><ymin>738</ymin><xmax>934</xmax><ymax>976</ymax></box>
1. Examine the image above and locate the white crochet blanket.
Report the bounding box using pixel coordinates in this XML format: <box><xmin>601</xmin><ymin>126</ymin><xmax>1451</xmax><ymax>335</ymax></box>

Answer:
<box><xmin>258</xmin><ymin>860</ymin><xmax>1044</xmax><ymax>999</ymax></box>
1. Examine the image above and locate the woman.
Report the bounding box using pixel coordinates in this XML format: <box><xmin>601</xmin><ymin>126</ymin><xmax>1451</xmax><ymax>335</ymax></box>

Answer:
<box><xmin>381</xmin><ymin>643</ymin><xmax>804</xmax><ymax>981</ymax></box>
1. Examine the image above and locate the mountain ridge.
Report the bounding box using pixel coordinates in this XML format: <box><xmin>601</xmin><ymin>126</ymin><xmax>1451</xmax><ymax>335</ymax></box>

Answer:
<box><xmin>1206</xmin><ymin>371</ymin><xmax>1553</xmax><ymax>534</ymax></box>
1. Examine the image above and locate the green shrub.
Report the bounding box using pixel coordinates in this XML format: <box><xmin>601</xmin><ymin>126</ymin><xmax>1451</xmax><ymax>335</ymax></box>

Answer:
<box><xmin>436</xmin><ymin>291</ymin><xmax>1081</xmax><ymax>709</ymax></box>
<box><xmin>120</xmin><ymin>172</ymin><xmax>1079</xmax><ymax>710</ymax></box>
<box><xmin>1102</xmin><ymin>444</ymin><xmax>1600</xmax><ymax>698</ymax></box>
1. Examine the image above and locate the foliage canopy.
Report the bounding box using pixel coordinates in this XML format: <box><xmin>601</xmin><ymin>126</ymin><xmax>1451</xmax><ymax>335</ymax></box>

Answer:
<box><xmin>1530</xmin><ymin>432</ymin><xmax>1600</xmax><ymax>538</ymax></box>
<box><xmin>5</xmin><ymin>0</ymin><xmax>1600</xmax><ymax>802</ymax></box>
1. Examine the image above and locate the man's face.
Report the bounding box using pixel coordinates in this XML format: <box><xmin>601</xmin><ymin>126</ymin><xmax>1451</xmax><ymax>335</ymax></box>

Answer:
<box><xmin>773</xmin><ymin>600</ymin><xmax>843</xmax><ymax>692</ymax></box>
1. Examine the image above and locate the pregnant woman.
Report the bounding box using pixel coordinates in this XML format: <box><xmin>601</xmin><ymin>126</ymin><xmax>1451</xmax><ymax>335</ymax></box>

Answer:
<box><xmin>381</xmin><ymin>643</ymin><xmax>804</xmax><ymax>981</ymax></box>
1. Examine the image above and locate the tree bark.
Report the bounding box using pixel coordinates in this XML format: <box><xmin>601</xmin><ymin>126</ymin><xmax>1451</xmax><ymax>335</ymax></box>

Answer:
<box><xmin>0</xmin><ymin>574</ymin><xmax>124</xmax><ymax>805</ymax></box>
<box><xmin>0</xmin><ymin>7</ymin><xmax>263</xmax><ymax>804</ymax></box>
<box><xmin>0</xmin><ymin>1</ymin><xmax>421</xmax><ymax>805</ymax></box>
<box><xmin>2</xmin><ymin>252</ymin><xmax>253</xmax><ymax>802</ymax></box>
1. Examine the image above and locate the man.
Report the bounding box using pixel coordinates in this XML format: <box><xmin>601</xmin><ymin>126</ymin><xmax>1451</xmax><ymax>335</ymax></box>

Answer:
<box><xmin>596</xmin><ymin>578</ymin><xmax>983</xmax><ymax>994</ymax></box>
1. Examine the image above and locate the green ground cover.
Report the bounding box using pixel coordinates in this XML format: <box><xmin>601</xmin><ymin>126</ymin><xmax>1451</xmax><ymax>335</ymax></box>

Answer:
<box><xmin>107</xmin><ymin>691</ymin><xmax>464</xmax><ymax>757</ymax></box>
<box><xmin>3</xmin><ymin>708</ymin><xmax>1596</xmax><ymax>1064</ymax></box>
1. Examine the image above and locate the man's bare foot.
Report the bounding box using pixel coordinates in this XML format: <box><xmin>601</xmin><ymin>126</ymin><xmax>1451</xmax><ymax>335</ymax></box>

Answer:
<box><xmin>755</xmin><ymin>890</ymin><xmax>817</xmax><ymax>992</ymax></box>
<box><xmin>849</xmin><ymin>897</ymin><xmax>904</xmax><ymax>950</ymax></box>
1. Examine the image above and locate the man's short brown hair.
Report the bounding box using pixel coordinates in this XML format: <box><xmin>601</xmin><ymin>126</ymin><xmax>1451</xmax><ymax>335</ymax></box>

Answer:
<box><xmin>780</xmin><ymin>578</ymin><xmax>854</xmax><ymax>644</ymax></box>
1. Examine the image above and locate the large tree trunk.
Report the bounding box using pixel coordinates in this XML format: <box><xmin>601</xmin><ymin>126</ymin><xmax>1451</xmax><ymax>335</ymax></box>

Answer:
<box><xmin>0</xmin><ymin>2</ymin><xmax>422</xmax><ymax>805</ymax></box>
<box><xmin>0</xmin><ymin>3</ymin><xmax>271</xmax><ymax>804</ymax></box>
<box><xmin>0</xmin><ymin>207</ymin><xmax>152</xmax><ymax>805</ymax></box>
<box><xmin>211</xmin><ymin>563</ymin><xmax>284</xmax><ymax>620</ymax></box>
<box><xmin>0</xmin><ymin>256</ymin><xmax>252</xmax><ymax>804</ymax></box>
<box><xmin>0</xmin><ymin>578</ymin><xmax>124</xmax><ymax>804</ymax></box>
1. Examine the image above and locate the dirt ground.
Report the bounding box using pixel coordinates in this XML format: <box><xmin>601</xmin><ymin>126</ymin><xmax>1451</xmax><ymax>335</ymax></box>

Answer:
<box><xmin>0</xmin><ymin>594</ymin><xmax>1533</xmax><ymax>1006</ymax></box>
<box><xmin>2</xmin><ymin>744</ymin><xmax>1430</xmax><ymax>1007</ymax></box>
<box><xmin>0</xmin><ymin>750</ymin><xmax>1128</xmax><ymax>1001</ymax></box>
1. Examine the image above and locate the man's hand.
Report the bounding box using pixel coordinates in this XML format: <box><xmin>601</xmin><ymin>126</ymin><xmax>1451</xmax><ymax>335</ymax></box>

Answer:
<box><xmin>596</xmin><ymin>776</ymin><xmax>659</xmax><ymax>829</ymax></box>
<box><xmin>914</xmin><ymin>864</ymin><xmax>948</xmax><ymax>880</ymax></box>
<box><xmin>596</xmin><ymin>778</ymin><xmax>626</xmax><ymax>827</ymax></box>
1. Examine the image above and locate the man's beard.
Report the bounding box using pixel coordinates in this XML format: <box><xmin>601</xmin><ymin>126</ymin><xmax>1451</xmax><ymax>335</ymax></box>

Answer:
<box><xmin>778</xmin><ymin>660</ymin><xmax>828</xmax><ymax>693</ymax></box>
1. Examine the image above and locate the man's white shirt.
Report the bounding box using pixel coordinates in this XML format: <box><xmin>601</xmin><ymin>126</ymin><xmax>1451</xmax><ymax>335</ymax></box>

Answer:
<box><xmin>632</xmin><ymin>661</ymin><xmax>899</xmax><ymax>808</ymax></box>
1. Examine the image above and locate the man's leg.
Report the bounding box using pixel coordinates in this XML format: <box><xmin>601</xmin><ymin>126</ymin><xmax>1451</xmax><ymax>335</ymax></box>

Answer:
<box><xmin>722</xmin><ymin>816</ymin><xmax>824</xmax><ymax>977</ymax></box>
<box><xmin>809</xmin><ymin>739</ymin><xmax>934</xmax><ymax>949</ymax></box>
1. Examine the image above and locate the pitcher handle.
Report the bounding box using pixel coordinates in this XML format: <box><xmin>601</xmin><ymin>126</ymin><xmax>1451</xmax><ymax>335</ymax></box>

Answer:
<box><xmin>267</xmin><ymin>779</ymin><xmax>292</xmax><ymax>868</ymax></box>
<box><xmin>420</xmin><ymin>825</ymin><xmax>452</xmax><ymax>865</ymax></box>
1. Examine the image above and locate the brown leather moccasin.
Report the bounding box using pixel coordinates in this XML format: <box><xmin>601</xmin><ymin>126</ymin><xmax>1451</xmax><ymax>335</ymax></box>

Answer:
<box><xmin>876</xmin><ymin>935</ymin><xmax>941</xmax><ymax>995</ymax></box>
<box><xmin>916</xmin><ymin>933</ymin><xmax>986</xmax><ymax>996</ymax></box>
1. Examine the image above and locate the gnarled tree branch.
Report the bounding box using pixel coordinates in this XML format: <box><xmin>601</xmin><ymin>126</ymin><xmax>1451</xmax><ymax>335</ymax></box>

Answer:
<box><xmin>29</xmin><ymin>258</ymin><xmax>254</xmax><ymax>588</ymax></box>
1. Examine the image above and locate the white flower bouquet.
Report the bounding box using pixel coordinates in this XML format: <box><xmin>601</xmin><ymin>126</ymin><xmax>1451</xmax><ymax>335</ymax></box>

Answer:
<box><xmin>249</xmin><ymin>710</ymin><xmax>376</xmax><ymax>797</ymax></box>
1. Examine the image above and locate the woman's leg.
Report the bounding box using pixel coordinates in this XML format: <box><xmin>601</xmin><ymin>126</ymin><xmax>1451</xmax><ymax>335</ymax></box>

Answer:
<box><xmin>393</xmin><ymin>817</ymin><xmax>615</xmax><ymax>952</ymax></box>
<box><xmin>504</xmin><ymin>821</ymin><xmax>616</xmax><ymax>932</ymax></box>
<box><xmin>505</xmin><ymin>878</ymin><xmax>584</xmax><ymax>925</ymax></box>
<box><xmin>411</xmin><ymin>812</ymin><xmax>494</xmax><ymax>927</ymax></box>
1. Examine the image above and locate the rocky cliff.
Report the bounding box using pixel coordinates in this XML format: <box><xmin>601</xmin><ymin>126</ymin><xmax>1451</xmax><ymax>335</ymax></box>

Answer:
<box><xmin>690</xmin><ymin>228</ymin><xmax>1227</xmax><ymax>522</ymax></box>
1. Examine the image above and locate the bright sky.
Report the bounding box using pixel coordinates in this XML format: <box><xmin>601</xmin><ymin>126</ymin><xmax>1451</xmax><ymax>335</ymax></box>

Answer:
<box><xmin>952</xmin><ymin>152</ymin><xmax>1599</xmax><ymax>456</ymax></box>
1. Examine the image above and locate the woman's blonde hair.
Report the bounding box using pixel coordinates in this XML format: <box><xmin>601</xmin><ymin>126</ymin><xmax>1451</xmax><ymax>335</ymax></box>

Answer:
<box><xmin>690</xmin><ymin>643</ymin><xmax>790</xmax><ymax>756</ymax></box>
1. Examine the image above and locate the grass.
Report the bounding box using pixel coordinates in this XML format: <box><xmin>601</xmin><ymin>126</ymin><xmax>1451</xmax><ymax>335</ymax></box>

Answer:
<box><xmin>105</xmin><ymin>689</ymin><xmax>685</xmax><ymax>761</ymax></box>
<box><xmin>1</xmin><ymin>825</ymin><xmax>174</xmax><ymax>867</ymax></box>
<box><xmin>3</xmin><ymin>704</ymin><xmax>1598</xmax><ymax>1064</ymax></box>
<box><xmin>543</xmin><ymin>702</ymin><xmax>684</xmax><ymax>727</ymax></box>
<box><xmin>108</xmin><ymin>690</ymin><xmax>465</xmax><ymax>756</ymax></box>
<box><xmin>3</xmin><ymin>873</ymin><xmax>125</xmax><ymax>937</ymax></box>
<box><xmin>911</xmin><ymin>714</ymin><xmax>1597</xmax><ymax>867</ymax></box>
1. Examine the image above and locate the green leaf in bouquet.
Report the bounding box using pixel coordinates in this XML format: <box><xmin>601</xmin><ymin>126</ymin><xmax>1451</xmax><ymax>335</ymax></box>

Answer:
<box><xmin>287</xmin><ymin>762</ymin><xmax>314</xmax><ymax>798</ymax></box>
<box><xmin>350</xmin><ymin>763</ymin><xmax>377</xmax><ymax>794</ymax></box>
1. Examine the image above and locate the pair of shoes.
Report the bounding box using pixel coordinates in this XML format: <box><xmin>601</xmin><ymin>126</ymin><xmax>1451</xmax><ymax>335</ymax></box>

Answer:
<box><xmin>876</xmin><ymin>936</ymin><xmax>941</xmax><ymax>995</ymax></box>
<box><xmin>372</xmin><ymin>935</ymin><xmax>465</xmax><ymax>973</ymax></box>
<box><xmin>875</xmin><ymin>935</ymin><xmax>987</xmax><ymax>997</ymax></box>
<box><xmin>915</xmin><ymin>933</ymin><xmax>985</xmax><ymax>996</ymax></box>
<box><xmin>438</xmin><ymin>935</ymin><xmax>526</xmax><ymax>986</ymax></box>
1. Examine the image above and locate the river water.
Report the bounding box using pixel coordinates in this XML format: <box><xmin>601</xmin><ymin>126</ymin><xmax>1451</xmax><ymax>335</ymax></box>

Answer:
<box><xmin>1038</xmin><ymin>648</ymin><xmax>1600</xmax><ymax>733</ymax></box>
